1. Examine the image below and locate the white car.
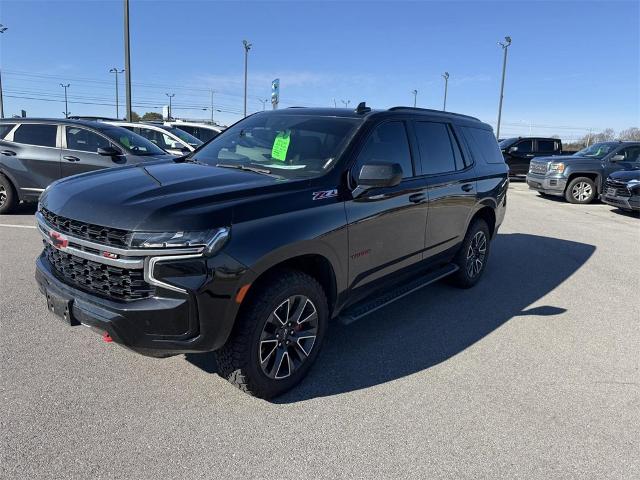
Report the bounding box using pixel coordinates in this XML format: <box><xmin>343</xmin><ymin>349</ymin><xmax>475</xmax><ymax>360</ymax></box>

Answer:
<box><xmin>105</xmin><ymin>121</ymin><xmax>203</xmax><ymax>156</ymax></box>
<box><xmin>163</xmin><ymin>121</ymin><xmax>224</xmax><ymax>143</ymax></box>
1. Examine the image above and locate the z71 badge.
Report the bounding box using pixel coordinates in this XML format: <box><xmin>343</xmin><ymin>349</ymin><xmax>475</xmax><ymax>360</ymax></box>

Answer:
<box><xmin>312</xmin><ymin>189</ymin><xmax>338</xmax><ymax>201</ymax></box>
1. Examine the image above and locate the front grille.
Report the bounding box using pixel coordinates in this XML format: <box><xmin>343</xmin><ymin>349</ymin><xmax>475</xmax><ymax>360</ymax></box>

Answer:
<box><xmin>40</xmin><ymin>207</ymin><xmax>130</xmax><ymax>248</ymax></box>
<box><xmin>44</xmin><ymin>244</ymin><xmax>153</xmax><ymax>301</ymax></box>
<box><xmin>529</xmin><ymin>162</ymin><xmax>548</xmax><ymax>175</ymax></box>
<box><xmin>604</xmin><ymin>179</ymin><xmax>631</xmax><ymax>197</ymax></box>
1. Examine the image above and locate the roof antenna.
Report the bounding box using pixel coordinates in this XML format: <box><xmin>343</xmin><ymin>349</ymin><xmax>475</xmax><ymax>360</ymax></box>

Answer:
<box><xmin>355</xmin><ymin>102</ymin><xmax>371</xmax><ymax>114</ymax></box>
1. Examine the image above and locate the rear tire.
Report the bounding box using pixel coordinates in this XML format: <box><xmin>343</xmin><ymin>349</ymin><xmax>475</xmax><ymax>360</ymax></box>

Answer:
<box><xmin>565</xmin><ymin>177</ymin><xmax>596</xmax><ymax>204</ymax></box>
<box><xmin>450</xmin><ymin>219</ymin><xmax>491</xmax><ymax>289</ymax></box>
<box><xmin>215</xmin><ymin>270</ymin><xmax>328</xmax><ymax>399</ymax></box>
<box><xmin>0</xmin><ymin>174</ymin><xmax>18</xmax><ymax>214</ymax></box>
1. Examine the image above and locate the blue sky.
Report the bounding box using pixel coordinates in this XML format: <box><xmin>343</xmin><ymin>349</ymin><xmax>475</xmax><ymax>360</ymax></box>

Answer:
<box><xmin>0</xmin><ymin>0</ymin><xmax>638</xmax><ymax>140</ymax></box>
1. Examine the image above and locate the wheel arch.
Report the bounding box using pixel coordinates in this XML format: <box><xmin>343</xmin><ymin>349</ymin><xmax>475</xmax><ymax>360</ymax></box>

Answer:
<box><xmin>565</xmin><ymin>171</ymin><xmax>601</xmax><ymax>193</ymax></box>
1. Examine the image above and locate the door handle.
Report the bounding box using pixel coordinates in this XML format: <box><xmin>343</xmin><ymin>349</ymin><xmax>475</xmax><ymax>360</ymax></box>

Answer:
<box><xmin>461</xmin><ymin>183</ymin><xmax>474</xmax><ymax>192</ymax></box>
<box><xmin>63</xmin><ymin>155</ymin><xmax>80</xmax><ymax>162</ymax></box>
<box><xmin>525</xmin><ymin>154</ymin><xmax>534</xmax><ymax>158</ymax></box>
<box><xmin>1</xmin><ymin>150</ymin><xmax>16</xmax><ymax>156</ymax></box>
<box><xmin>409</xmin><ymin>193</ymin><xmax>426</xmax><ymax>203</ymax></box>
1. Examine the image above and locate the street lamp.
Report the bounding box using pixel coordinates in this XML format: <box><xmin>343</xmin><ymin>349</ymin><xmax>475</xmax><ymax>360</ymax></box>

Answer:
<box><xmin>60</xmin><ymin>83</ymin><xmax>70</xmax><ymax>118</ymax></box>
<box><xmin>123</xmin><ymin>0</ymin><xmax>133</xmax><ymax>121</ymax></box>
<box><xmin>165</xmin><ymin>93</ymin><xmax>175</xmax><ymax>119</ymax></box>
<box><xmin>0</xmin><ymin>24</ymin><xmax>7</xmax><ymax>119</ymax></box>
<box><xmin>109</xmin><ymin>67</ymin><xmax>125</xmax><ymax>118</ymax></box>
<box><xmin>411</xmin><ymin>89</ymin><xmax>418</xmax><ymax>108</ymax></box>
<box><xmin>242</xmin><ymin>40</ymin><xmax>252</xmax><ymax>117</ymax></box>
<box><xmin>442</xmin><ymin>72</ymin><xmax>449</xmax><ymax>111</ymax></box>
<box><xmin>210</xmin><ymin>89</ymin><xmax>217</xmax><ymax>123</ymax></box>
<box><xmin>257</xmin><ymin>98</ymin><xmax>269</xmax><ymax>111</ymax></box>
<box><xmin>341</xmin><ymin>99</ymin><xmax>350</xmax><ymax>108</ymax></box>
<box><xmin>496</xmin><ymin>35</ymin><xmax>512</xmax><ymax>139</ymax></box>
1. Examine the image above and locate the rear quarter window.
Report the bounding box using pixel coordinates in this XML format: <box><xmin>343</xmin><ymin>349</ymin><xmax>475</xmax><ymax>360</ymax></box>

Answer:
<box><xmin>0</xmin><ymin>124</ymin><xmax>16</xmax><ymax>139</ymax></box>
<box><xmin>461</xmin><ymin>126</ymin><xmax>505</xmax><ymax>164</ymax></box>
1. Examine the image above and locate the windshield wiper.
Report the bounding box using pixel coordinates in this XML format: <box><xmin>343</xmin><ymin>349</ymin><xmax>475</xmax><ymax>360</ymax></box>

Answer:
<box><xmin>216</xmin><ymin>163</ymin><xmax>273</xmax><ymax>175</ymax></box>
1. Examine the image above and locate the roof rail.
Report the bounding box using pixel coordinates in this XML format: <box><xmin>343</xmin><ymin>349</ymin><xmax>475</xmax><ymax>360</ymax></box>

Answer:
<box><xmin>387</xmin><ymin>106</ymin><xmax>480</xmax><ymax>121</ymax></box>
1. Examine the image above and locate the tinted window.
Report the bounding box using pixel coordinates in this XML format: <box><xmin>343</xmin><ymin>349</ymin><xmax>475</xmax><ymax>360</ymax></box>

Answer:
<box><xmin>415</xmin><ymin>122</ymin><xmax>462</xmax><ymax>174</ymax></box>
<box><xmin>538</xmin><ymin>139</ymin><xmax>557</xmax><ymax>152</ymax></box>
<box><xmin>133</xmin><ymin>127</ymin><xmax>177</xmax><ymax>150</ymax></box>
<box><xmin>516</xmin><ymin>139</ymin><xmax>533</xmax><ymax>153</ymax></box>
<box><xmin>13</xmin><ymin>124</ymin><xmax>57</xmax><ymax>147</ymax></box>
<box><xmin>462</xmin><ymin>126</ymin><xmax>505</xmax><ymax>164</ymax></box>
<box><xmin>355</xmin><ymin>121</ymin><xmax>413</xmax><ymax>179</ymax></box>
<box><xmin>99</xmin><ymin>126</ymin><xmax>167</xmax><ymax>156</ymax></box>
<box><xmin>617</xmin><ymin>146</ymin><xmax>640</xmax><ymax>163</ymax></box>
<box><xmin>0</xmin><ymin>124</ymin><xmax>16</xmax><ymax>139</ymax></box>
<box><xmin>66</xmin><ymin>127</ymin><xmax>110</xmax><ymax>152</ymax></box>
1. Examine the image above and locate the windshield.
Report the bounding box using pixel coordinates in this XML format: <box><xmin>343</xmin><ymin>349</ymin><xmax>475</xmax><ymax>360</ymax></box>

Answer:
<box><xmin>191</xmin><ymin>113</ymin><xmax>361</xmax><ymax>179</ymax></box>
<box><xmin>164</xmin><ymin>126</ymin><xmax>203</xmax><ymax>147</ymax></box>
<box><xmin>498</xmin><ymin>137</ymin><xmax>518</xmax><ymax>148</ymax></box>
<box><xmin>101</xmin><ymin>126</ymin><xmax>167</xmax><ymax>156</ymax></box>
<box><xmin>573</xmin><ymin>143</ymin><xmax>616</xmax><ymax>159</ymax></box>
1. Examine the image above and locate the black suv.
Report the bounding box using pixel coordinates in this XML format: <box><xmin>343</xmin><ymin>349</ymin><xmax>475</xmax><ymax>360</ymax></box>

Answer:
<box><xmin>499</xmin><ymin>137</ymin><xmax>563</xmax><ymax>176</ymax></box>
<box><xmin>0</xmin><ymin>119</ymin><xmax>173</xmax><ymax>213</ymax></box>
<box><xmin>34</xmin><ymin>105</ymin><xmax>508</xmax><ymax>398</ymax></box>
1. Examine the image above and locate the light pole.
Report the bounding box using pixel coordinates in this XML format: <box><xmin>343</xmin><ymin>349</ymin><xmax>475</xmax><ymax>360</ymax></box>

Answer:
<box><xmin>124</xmin><ymin>0</ymin><xmax>133</xmax><ymax>121</ymax></box>
<box><xmin>341</xmin><ymin>100</ymin><xmax>350</xmax><ymax>108</ymax></box>
<box><xmin>258</xmin><ymin>98</ymin><xmax>269</xmax><ymax>111</ymax></box>
<box><xmin>442</xmin><ymin>72</ymin><xmax>449</xmax><ymax>111</ymax></box>
<box><xmin>60</xmin><ymin>83</ymin><xmax>70</xmax><ymax>118</ymax></box>
<box><xmin>411</xmin><ymin>89</ymin><xmax>418</xmax><ymax>108</ymax></box>
<box><xmin>243</xmin><ymin>40</ymin><xmax>252</xmax><ymax>117</ymax></box>
<box><xmin>165</xmin><ymin>93</ymin><xmax>175</xmax><ymax>119</ymax></box>
<box><xmin>109</xmin><ymin>67</ymin><xmax>124</xmax><ymax>118</ymax></box>
<box><xmin>210</xmin><ymin>89</ymin><xmax>216</xmax><ymax>123</ymax></box>
<box><xmin>496</xmin><ymin>35</ymin><xmax>512</xmax><ymax>139</ymax></box>
<box><xmin>0</xmin><ymin>24</ymin><xmax>7</xmax><ymax>119</ymax></box>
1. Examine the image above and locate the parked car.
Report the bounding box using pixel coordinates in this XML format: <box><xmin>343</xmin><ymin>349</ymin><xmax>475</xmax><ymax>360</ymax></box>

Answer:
<box><xmin>526</xmin><ymin>141</ymin><xmax>640</xmax><ymax>204</ymax></box>
<box><xmin>499</xmin><ymin>137</ymin><xmax>564</xmax><ymax>176</ymax></box>
<box><xmin>0</xmin><ymin>119</ymin><xmax>173</xmax><ymax>214</ymax></box>
<box><xmin>163</xmin><ymin>120</ymin><xmax>224</xmax><ymax>142</ymax></box>
<box><xmin>34</xmin><ymin>104</ymin><xmax>508</xmax><ymax>398</ymax></box>
<box><xmin>106</xmin><ymin>121</ymin><xmax>203</xmax><ymax>155</ymax></box>
<box><xmin>601</xmin><ymin>169</ymin><xmax>640</xmax><ymax>212</ymax></box>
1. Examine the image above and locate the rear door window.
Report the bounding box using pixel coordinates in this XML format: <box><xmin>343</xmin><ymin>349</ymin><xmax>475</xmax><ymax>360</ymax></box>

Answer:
<box><xmin>414</xmin><ymin>121</ymin><xmax>463</xmax><ymax>174</ymax></box>
<box><xmin>537</xmin><ymin>139</ymin><xmax>557</xmax><ymax>153</ymax></box>
<box><xmin>461</xmin><ymin>126</ymin><xmax>505</xmax><ymax>164</ymax></box>
<box><xmin>354</xmin><ymin>121</ymin><xmax>414</xmax><ymax>179</ymax></box>
<box><xmin>13</xmin><ymin>124</ymin><xmax>58</xmax><ymax>147</ymax></box>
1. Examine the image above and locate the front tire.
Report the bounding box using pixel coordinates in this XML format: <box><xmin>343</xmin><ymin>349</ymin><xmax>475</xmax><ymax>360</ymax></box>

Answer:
<box><xmin>450</xmin><ymin>219</ymin><xmax>491</xmax><ymax>289</ymax></box>
<box><xmin>215</xmin><ymin>270</ymin><xmax>328</xmax><ymax>399</ymax></box>
<box><xmin>0</xmin><ymin>174</ymin><xmax>18</xmax><ymax>214</ymax></box>
<box><xmin>565</xmin><ymin>177</ymin><xmax>596</xmax><ymax>204</ymax></box>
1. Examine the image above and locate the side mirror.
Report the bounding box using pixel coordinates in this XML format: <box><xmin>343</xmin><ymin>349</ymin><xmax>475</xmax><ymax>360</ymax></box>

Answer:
<box><xmin>508</xmin><ymin>146</ymin><xmax>518</xmax><ymax>153</ymax></box>
<box><xmin>353</xmin><ymin>162</ymin><xmax>403</xmax><ymax>197</ymax></box>
<box><xmin>610</xmin><ymin>154</ymin><xmax>625</xmax><ymax>162</ymax></box>
<box><xmin>97</xmin><ymin>146</ymin><xmax>123</xmax><ymax>157</ymax></box>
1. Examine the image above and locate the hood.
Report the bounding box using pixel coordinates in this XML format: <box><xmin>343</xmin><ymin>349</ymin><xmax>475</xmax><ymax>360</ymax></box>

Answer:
<box><xmin>609</xmin><ymin>169</ymin><xmax>640</xmax><ymax>182</ymax></box>
<box><xmin>532</xmin><ymin>155</ymin><xmax>589</xmax><ymax>163</ymax></box>
<box><xmin>41</xmin><ymin>161</ymin><xmax>285</xmax><ymax>231</ymax></box>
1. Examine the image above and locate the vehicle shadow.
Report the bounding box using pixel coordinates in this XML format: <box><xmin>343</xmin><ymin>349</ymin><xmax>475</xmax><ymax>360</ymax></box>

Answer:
<box><xmin>607</xmin><ymin>207</ymin><xmax>640</xmax><ymax>218</ymax></box>
<box><xmin>185</xmin><ymin>233</ymin><xmax>595</xmax><ymax>403</ymax></box>
<box><xmin>6</xmin><ymin>202</ymin><xmax>38</xmax><ymax>215</ymax></box>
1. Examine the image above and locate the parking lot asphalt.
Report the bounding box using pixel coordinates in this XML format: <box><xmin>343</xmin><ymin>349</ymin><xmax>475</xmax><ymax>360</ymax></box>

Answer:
<box><xmin>1</xmin><ymin>182</ymin><xmax>638</xmax><ymax>480</ymax></box>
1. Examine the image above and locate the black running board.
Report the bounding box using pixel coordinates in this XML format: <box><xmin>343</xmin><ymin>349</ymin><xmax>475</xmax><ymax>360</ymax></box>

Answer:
<box><xmin>338</xmin><ymin>263</ymin><xmax>459</xmax><ymax>325</ymax></box>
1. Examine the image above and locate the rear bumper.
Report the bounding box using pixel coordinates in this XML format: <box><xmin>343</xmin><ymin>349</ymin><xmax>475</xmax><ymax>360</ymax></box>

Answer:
<box><xmin>526</xmin><ymin>173</ymin><xmax>567</xmax><ymax>196</ymax></box>
<box><xmin>35</xmin><ymin>251</ymin><xmax>250</xmax><ymax>357</ymax></box>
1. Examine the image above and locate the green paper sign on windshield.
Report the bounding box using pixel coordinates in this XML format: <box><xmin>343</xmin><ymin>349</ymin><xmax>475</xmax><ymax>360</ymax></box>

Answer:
<box><xmin>271</xmin><ymin>130</ymin><xmax>291</xmax><ymax>162</ymax></box>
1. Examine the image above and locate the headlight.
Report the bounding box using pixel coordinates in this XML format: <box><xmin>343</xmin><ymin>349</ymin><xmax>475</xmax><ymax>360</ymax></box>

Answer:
<box><xmin>548</xmin><ymin>162</ymin><xmax>565</xmax><ymax>173</ymax></box>
<box><xmin>627</xmin><ymin>179</ymin><xmax>640</xmax><ymax>186</ymax></box>
<box><xmin>130</xmin><ymin>227</ymin><xmax>230</xmax><ymax>254</ymax></box>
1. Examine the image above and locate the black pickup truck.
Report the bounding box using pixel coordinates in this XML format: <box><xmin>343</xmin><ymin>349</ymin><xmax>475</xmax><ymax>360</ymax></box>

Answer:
<box><xmin>499</xmin><ymin>137</ymin><xmax>564</xmax><ymax>176</ymax></box>
<box><xmin>34</xmin><ymin>105</ymin><xmax>508</xmax><ymax>398</ymax></box>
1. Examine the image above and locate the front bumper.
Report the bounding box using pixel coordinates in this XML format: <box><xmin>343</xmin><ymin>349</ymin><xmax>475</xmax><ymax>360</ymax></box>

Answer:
<box><xmin>601</xmin><ymin>193</ymin><xmax>640</xmax><ymax>211</ymax></box>
<box><xmin>35</xmin><ymin>251</ymin><xmax>250</xmax><ymax>357</ymax></box>
<box><xmin>526</xmin><ymin>173</ymin><xmax>567</xmax><ymax>196</ymax></box>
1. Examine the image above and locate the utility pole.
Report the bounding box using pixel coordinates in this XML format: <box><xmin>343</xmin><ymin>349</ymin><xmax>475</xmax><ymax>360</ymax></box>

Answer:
<box><xmin>0</xmin><ymin>24</ymin><xmax>7</xmax><ymax>119</ymax></box>
<box><xmin>165</xmin><ymin>93</ymin><xmax>175</xmax><ymax>119</ymax></box>
<box><xmin>411</xmin><ymin>89</ymin><xmax>418</xmax><ymax>108</ymax></box>
<box><xmin>496</xmin><ymin>35</ymin><xmax>512</xmax><ymax>139</ymax></box>
<box><xmin>123</xmin><ymin>0</ymin><xmax>133</xmax><ymax>121</ymax></box>
<box><xmin>341</xmin><ymin>100</ymin><xmax>350</xmax><ymax>108</ymax></box>
<box><xmin>442</xmin><ymin>72</ymin><xmax>449</xmax><ymax>111</ymax></box>
<box><xmin>333</xmin><ymin>99</ymin><xmax>337</xmax><ymax>108</ymax></box>
<box><xmin>242</xmin><ymin>40</ymin><xmax>252</xmax><ymax>117</ymax></box>
<box><xmin>60</xmin><ymin>83</ymin><xmax>70</xmax><ymax>118</ymax></box>
<box><xmin>586</xmin><ymin>128</ymin><xmax>592</xmax><ymax>147</ymax></box>
<box><xmin>109</xmin><ymin>67</ymin><xmax>124</xmax><ymax>118</ymax></box>
<box><xmin>210</xmin><ymin>89</ymin><xmax>216</xmax><ymax>123</ymax></box>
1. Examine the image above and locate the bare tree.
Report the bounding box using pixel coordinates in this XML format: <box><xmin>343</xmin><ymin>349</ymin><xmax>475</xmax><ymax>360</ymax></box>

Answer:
<box><xmin>618</xmin><ymin>127</ymin><xmax>640</xmax><ymax>141</ymax></box>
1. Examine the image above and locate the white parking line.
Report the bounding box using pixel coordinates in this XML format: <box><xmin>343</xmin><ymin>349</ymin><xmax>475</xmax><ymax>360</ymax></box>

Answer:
<box><xmin>0</xmin><ymin>224</ymin><xmax>37</xmax><ymax>229</ymax></box>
